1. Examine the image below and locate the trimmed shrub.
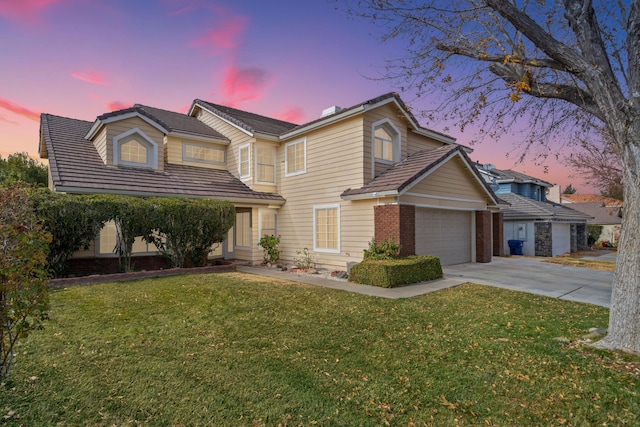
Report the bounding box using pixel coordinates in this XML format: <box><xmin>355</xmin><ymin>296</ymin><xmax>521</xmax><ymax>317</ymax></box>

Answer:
<box><xmin>348</xmin><ymin>255</ymin><xmax>443</xmax><ymax>288</ymax></box>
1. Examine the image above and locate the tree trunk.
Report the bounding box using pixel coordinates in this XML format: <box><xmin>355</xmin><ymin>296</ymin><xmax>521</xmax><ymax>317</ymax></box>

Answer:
<box><xmin>594</xmin><ymin>126</ymin><xmax>640</xmax><ymax>353</ymax></box>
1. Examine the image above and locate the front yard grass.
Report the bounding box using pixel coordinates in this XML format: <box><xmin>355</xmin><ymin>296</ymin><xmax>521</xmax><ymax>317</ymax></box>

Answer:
<box><xmin>3</xmin><ymin>272</ymin><xmax>638</xmax><ymax>426</ymax></box>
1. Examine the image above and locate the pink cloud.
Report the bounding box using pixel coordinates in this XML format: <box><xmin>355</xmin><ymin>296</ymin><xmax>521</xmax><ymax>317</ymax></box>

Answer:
<box><xmin>273</xmin><ymin>107</ymin><xmax>304</xmax><ymax>124</ymax></box>
<box><xmin>106</xmin><ymin>101</ymin><xmax>132</xmax><ymax>111</ymax></box>
<box><xmin>221</xmin><ymin>65</ymin><xmax>271</xmax><ymax>106</ymax></box>
<box><xmin>71</xmin><ymin>70</ymin><xmax>109</xmax><ymax>85</ymax></box>
<box><xmin>190</xmin><ymin>11</ymin><xmax>248</xmax><ymax>54</ymax></box>
<box><xmin>0</xmin><ymin>0</ymin><xmax>62</xmax><ymax>25</ymax></box>
<box><xmin>0</xmin><ymin>98</ymin><xmax>40</xmax><ymax>121</ymax></box>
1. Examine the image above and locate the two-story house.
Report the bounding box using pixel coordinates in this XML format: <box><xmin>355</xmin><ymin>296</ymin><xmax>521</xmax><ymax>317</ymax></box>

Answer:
<box><xmin>39</xmin><ymin>93</ymin><xmax>502</xmax><ymax>272</ymax></box>
<box><xmin>478</xmin><ymin>164</ymin><xmax>591</xmax><ymax>257</ymax></box>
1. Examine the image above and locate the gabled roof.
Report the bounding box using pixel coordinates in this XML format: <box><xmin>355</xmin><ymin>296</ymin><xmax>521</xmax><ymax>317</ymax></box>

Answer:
<box><xmin>190</xmin><ymin>92</ymin><xmax>460</xmax><ymax>146</ymax></box>
<box><xmin>190</xmin><ymin>100</ymin><xmax>298</xmax><ymax>137</ymax></box>
<box><xmin>479</xmin><ymin>165</ymin><xmax>553</xmax><ymax>187</ymax></box>
<box><xmin>40</xmin><ymin>114</ymin><xmax>283</xmax><ymax>204</ymax></box>
<box><xmin>499</xmin><ymin>193</ymin><xmax>591</xmax><ymax>221</ymax></box>
<box><xmin>340</xmin><ymin>145</ymin><xmax>500</xmax><ymax>206</ymax></box>
<box><xmin>86</xmin><ymin>104</ymin><xmax>229</xmax><ymax>142</ymax></box>
<box><xmin>561</xmin><ymin>193</ymin><xmax>623</xmax><ymax>207</ymax></box>
<box><xmin>558</xmin><ymin>202</ymin><xmax>622</xmax><ymax>224</ymax></box>
<box><xmin>280</xmin><ymin>92</ymin><xmax>458</xmax><ymax>145</ymax></box>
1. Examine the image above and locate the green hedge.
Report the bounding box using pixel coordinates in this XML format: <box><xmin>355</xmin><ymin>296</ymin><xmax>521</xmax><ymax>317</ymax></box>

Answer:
<box><xmin>348</xmin><ymin>256</ymin><xmax>443</xmax><ymax>288</ymax></box>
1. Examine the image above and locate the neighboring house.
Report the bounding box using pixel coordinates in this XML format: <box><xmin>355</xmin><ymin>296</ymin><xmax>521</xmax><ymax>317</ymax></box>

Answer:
<box><xmin>39</xmin><ymin>92</ymin><xmax>502</xmax><ymax>272</ymax></box>
<box><xmin>477</xmin><ymin>165</ymin><xmax>591</xmax><ymax>257</ymax></box>
<box><xmin>554</xmin><ymin>193</ymin><xmax>623</xmax><ymax>245</ymax></box>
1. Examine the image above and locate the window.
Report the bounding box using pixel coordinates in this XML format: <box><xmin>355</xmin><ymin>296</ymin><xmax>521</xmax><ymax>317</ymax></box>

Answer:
<box><xmin>113</xmin><ymin>128</ymin><xmax>158</xmax><ymax>169</ymax></box>
<box><xmin>314</xmin><ymin>205</ymin><xmax>340</xmax><ymax>253</ymax></box>
<box><xmin>184</xmin><ymin>143</ymin><xmax>225</xmax><ymax>164</ymax></box>
<box><xmin>236</xmin><ymin>211</ymin><xmax>251</xmax><ymax>247</ymax></box>
<box><xmin>121</xmin><ymin>139</ymin><xmax>148</xmax><ymax>163</ymax></box>
<box><xmin>260</xmin><ymin>211</ymin><xmax>277</xmax><ymax>237</ymax></box>
<box><xmin>98</xmin><ymin>220</ymin><xmax>157</xmax><ymax>255</ymax></box>
<box><xmin>255</xmin><ymin>145</ymin><xmax>276</xmax><ymax>184</ymax></box>
<box><xmin>285</xmin><ymin>138</ymin><xmax>306</xmax><ymax>176</ymax></box>
<box><xmin>239</xmin><ymin>144</ymin><xmax>250</xmax><ymax>178</ymax></box>
<box><xmin>372</xmin><ymin>119</ymin><xmax>400</xmax><ymax>164</ymax></box>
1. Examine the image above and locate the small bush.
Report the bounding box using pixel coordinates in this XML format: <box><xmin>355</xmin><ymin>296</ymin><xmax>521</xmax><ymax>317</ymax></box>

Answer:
<box><xmin>349</xmin><ymin>255</ymin><xmax>443</xmax><ymax>288</ymax></box>
<box><xmin>363</xmin><ymin>238</ymin><xmax>401</xmax><ymax>260</ymax></box>
<box><xmin>294</xmin><ymin>248</ymin><xmax>316</xmax><ymax>270</ymax></box>
<box><xmin>587</xmin><ymin>224</ymin><xmax>603</xmax><ymax>246</ymax></box>
<box><xmin>258</xmin><ymin>234</ymin><xmax>281</xmax><ymax>264</ymax></box>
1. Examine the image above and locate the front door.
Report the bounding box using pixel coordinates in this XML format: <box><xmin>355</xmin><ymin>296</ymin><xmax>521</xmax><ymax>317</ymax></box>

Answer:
<box><xmin>223</xmin><ymin>225</ymin><xmax>235</xmax><ymax>259</ymax></box>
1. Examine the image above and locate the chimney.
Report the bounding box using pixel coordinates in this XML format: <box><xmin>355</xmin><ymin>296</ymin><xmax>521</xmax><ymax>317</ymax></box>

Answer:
<box><xmin>321</xmin><ymin>106</ymin><xmax>342</xmax><ymax>117</ymax></box>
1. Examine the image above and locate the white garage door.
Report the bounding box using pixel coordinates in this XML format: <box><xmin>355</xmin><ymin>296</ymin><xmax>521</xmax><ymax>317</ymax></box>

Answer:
<box><xmin>552</xmin><ymin>223</ymin><xmax>571</xmax><ymax>256</ymax></box>
<box><xmin>415</xmin><ymin>208</ymin><xmax>472</xmax><ymax>265</ymax></box>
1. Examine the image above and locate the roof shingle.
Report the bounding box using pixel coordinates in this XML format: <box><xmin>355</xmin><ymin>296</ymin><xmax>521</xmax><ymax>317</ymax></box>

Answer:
<box><xmin>499</xmin><ymin>193</ymin><xmax>591</xmax><ymax>221</ymax></box>
<box><xmin>41</xmin><ymin>114</ymin><xmax>283</xmax><ymax>203</ymax></box>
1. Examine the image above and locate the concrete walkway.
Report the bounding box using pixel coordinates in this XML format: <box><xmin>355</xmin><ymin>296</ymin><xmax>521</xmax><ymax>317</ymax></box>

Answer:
<box><xmin>238</xmin><ymin>254</ymin><xmax>614</xmax><ymax>307</ymax></box>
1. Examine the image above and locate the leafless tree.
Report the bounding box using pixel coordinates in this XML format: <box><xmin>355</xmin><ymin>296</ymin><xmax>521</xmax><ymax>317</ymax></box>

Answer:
<box><xmin>343</xmin><ymin>0</ymin><xmax>640</xmax><ymax>353</ymax></box>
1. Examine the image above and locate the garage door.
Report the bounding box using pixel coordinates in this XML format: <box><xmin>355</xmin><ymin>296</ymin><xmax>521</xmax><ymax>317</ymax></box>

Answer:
<box><xmin>415</xmin><ymin>208</ymin><xmax>472</xmax><ymax>265</ymax></box>
<box><xmin>551</xmin><ymin>223</ymin><xmax>571</xmax><ymax>256</ymax></box>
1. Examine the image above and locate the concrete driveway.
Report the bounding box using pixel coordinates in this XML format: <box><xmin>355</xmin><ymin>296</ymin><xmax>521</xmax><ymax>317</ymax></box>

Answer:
<box><xmin>443</xmin><ymin>255</ymin><xmax>614</xmax><ymax>307</ymax></box>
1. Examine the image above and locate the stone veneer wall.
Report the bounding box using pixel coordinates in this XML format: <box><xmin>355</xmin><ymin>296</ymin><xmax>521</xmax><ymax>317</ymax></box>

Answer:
<box><xmin>576</xmin><ymin>223</ymin><xmax>588</xmax><ymax>251</ymax></box>
<box><xmin>534</xmin><ymin>222</ymin><xmax>553</xmax><ymax>257</ymax></box>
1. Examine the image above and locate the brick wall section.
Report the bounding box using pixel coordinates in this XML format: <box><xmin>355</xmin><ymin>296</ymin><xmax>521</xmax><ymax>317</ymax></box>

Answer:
<box><xmin>535</xmin><ymin>222</ymin><xmax>553</xmax><ymax>256</ymax></box>
<box><xmin>492</xmin><ymin>212</ymin><xmax>504</xmax><ymax>256</ymax></box>
<box><xmin>475</xmin><ymin>210</ymin><xmax>492</xmax><ymax>263</ymax></box>
<box><xmin>374</xmin><ymin>204</ymin><xmax>415</xmax><ymax>257</ymax></box>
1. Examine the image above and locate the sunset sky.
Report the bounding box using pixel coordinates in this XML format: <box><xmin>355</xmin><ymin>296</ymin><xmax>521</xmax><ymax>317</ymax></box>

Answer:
<box><xmin>0</xmin><ymin>0</ymin><xmax>589</xmax><ymax>191</ymax></box>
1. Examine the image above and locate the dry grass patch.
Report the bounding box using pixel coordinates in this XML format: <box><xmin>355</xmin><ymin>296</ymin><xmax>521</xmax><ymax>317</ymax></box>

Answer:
<box><xmin>544</xmin><ymin>257</ymin><xmax>616</xmax><ymax>272</ymax></box>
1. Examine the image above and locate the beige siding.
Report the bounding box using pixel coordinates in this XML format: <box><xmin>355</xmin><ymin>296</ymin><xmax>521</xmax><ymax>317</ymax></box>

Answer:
<box><xmin>93</xmin><ymin>127</ymin><xmax>108</xmax><ymax>164</ymax></box>
<box><xmin>195</xmin><ymin>108</ymin><xmax>254</xmax><ymax>182</ymax></box>
<box><xmin>71</xmin><ymin>239</ymin><xmax>96</xmax><ymax>259</ymax></box>
<box><xmin>406</xmin><ymin>131</ymin><xmax>446</xmax><ymax>155</ymax></box>
<box><xmin>234</xmin><ymin>207</ymin><xmax>262</xmax><ymax>263</ymax></box>
<box><xmin>274</xmin><ymin>115</ymin><xmax>377</xmax><ymax>270</ymax></box>
<box><xmin>105</xmin><ymin>117</ymin><xmax>165</xmax><ymax>171</ymax></box>
<box><xmin>400</xmin><ymin>156</ymin><xmax>488</xmax><ymax>209</ymax></box>
<box><xmin>164</xmin><ymin>135</ymin><xmax>227</xmax><ymax>170</ymax></box>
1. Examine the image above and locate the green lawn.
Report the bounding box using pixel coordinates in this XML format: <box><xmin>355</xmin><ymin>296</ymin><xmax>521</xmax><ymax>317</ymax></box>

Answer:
<box><xmin>3</xmin><ymin>272</ymin><xmax>638</xmax><ymax>426</ymax></box>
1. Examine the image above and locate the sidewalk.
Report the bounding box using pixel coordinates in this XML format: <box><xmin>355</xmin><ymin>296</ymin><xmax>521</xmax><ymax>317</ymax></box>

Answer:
<box><xmin>237</xmin><ymin>265</ymin><xmax>467</xmax><ymax>299</ymax></box>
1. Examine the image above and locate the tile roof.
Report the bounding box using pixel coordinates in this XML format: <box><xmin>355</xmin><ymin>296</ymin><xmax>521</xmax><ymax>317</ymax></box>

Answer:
<box><xmin>499</xmin><ymin>193</ymin><xmax>591</xmax><ymax>221</ymax></box>
<box><xmin>561</xmin><ymin>193</ymin><xmax>624</xmax><ymax>206</ymax></box>
<box><xmin>97</xmin><ymin>105</ymin><xmax>228</xmax><ymax>140</ymax></box>
<box><xmin>341</xmin><ymin>145</ymin><xmax>497</xmax><ymax>203</ymax></box>
<box><xmin>40</xmin><ymin>114</ymin><xmax>284</xmax><ymax>203</ymax></box>
<box><xmin>558</xmin><ymin>202</ymin><xmax>622</xmax><ymax>224</ymax></box>
<box><xmin>489</xmin><ymin>168</ymin><xmax>553</xmax><ymax>187</ymax></box>
<box><xmin>192</xmin><ymin>100</ymin><xmax>298</xmax><ymax>136</ymax></box>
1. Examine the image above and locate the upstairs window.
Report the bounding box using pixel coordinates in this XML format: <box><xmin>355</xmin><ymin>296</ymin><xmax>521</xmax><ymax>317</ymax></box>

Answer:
<box><xmin>113</xmin><ymin>128</ymin><xmax>158</xmax><ymax>169</ymax></box>
<box><xmin>255</xmin><ymin>145</ymin><xmax>276</xmax><ymax>184</ymax></box>
<box><xmin>184</xmin><ymin>143</ymin><xmax>225</xmax><ymax>165</ymax></box>
<box><xmin>372</xmin><ymin>119</ymin><xmax>400</xmax><ymax>165</ymax></box>
<box><xmin>285</xmin><ymin>138</ymin><xmax>306</xmax><ymax>176</ymax></box>
<box><xmin>239</xmin><ymin>144</ymin><xmax>250</xmax><ymax>178</ymax></box>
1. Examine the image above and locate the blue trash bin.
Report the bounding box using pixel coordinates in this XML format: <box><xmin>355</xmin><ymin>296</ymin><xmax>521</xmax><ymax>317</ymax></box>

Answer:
<box><xmin>507</xmin><ymin>239</ymin><xmax>523</xmax><ymax>256</ymax></box>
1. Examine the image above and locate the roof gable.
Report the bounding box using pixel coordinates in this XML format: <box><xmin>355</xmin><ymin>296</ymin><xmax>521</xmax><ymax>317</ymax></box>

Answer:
<box><xmin>86</xmin><ymin>105</ymin><xmax>229</xmax><ymax>142</ymax></box>
<box><xmin>341</xmin><ymin>145</ymin><xmax>499</xmax><ymax>205</ymax></box>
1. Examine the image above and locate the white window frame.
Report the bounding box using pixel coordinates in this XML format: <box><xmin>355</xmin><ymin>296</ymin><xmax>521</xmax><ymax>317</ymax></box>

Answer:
<box><xmin>313</xmin><ymin>204</ymin><xmax>340</xmax><ymax>253</ymax></box>
<box><xmin>255</xmin><ymin>144</ymin><xmax>277</xmax><ymax>184</ymax></box>
<box><xmin>97</xmin><ymin>220</ymin><xmax>158</xmax><ymax>257</ymax></box>
<box><xmin>183</xmin><ymin>142</ymin><xmax>226</xmax><ymax>165</ymax></box>
<box><xmin>371</xmin><ymin>118</ymin><xmax>401</xmax><ymax>168</ymax></box>
<box><xmin>284</xmin><ymin>138</ymin><xmax>306</xmax><ymax>177</ymax></box>
<box><xmin>238</xmin><ymin>144</ymin><xmax>251</xmax><ymax>179</ymax></box>
<box><xmin>113</xmin><ymin>128</ymin><xmax>158</xmax><ymax>170</ymax></box>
